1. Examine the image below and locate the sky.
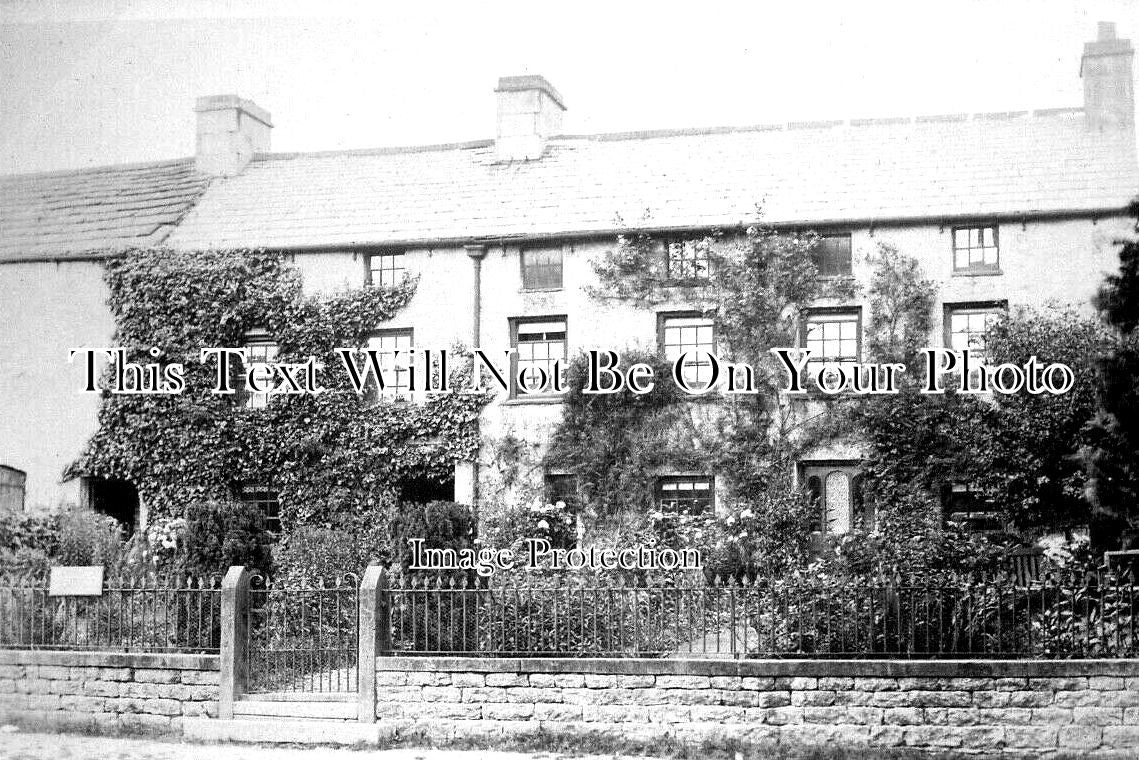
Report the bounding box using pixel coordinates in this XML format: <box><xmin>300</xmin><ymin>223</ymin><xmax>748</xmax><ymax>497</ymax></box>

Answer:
<box><xmin>0</xmin><ymin>0</ymin><xmax>1137</xmax><ymax>175</ymax></box>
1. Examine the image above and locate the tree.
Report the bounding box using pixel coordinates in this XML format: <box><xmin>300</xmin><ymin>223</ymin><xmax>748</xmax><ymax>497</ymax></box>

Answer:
<box><xmin>1082</xmin><ymin>201</ymin><xmax>1139</xmax><ymax>549</ymax></box>
<box><xmin>831</xmin><ymin>246</ymin><xmax>1107</xmax><ymax>569</ymax></box>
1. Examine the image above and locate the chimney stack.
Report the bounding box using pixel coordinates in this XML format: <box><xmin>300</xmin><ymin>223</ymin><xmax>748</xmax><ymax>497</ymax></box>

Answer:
<box><xmin>494</xmin><ymin>75</ymin><xmax>565</xmax><ymax>162</ymax></box>
<box><xmin>1080</xmin><ymin>22</ymin><xmax>1135</xmax><ymax>132</ymax></box>
<box><xmin>194</xmin><ymin>95</ymin><xmax>273</xmax><ymax>176</ymax></box>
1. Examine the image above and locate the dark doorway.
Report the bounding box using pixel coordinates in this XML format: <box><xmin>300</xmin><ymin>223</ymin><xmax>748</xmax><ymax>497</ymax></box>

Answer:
<box><xmin>84</xmin><ymin>477</ymin><xmax>139</xmax><ymax>534</ymax></box>
<box><xmin>398</xmin><ymin>474</ymin><xmax>455</xmax><ymax>505</ymax></box>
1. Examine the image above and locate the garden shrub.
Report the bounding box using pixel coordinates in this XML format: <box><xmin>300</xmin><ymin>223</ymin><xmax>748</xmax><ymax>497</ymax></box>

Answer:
<box><xmin>0</xmin><ymin>546</ymin><xmax>51</xmax><ymax>576</ymax></box>
<box><xmin>0</xmin><ymin>508</ymin><xmax>61</xmax><ymax>556</ymax></box>
<box><xmin>388</xmin><ymin>500</ymin><xmax>477</xmax><ymax>574</ymax></box>
<box><xmin>481</xmin><ymin>496</ymin><xmax>577</xmax><ymax>552</ymax></box>
<box><xmin>384</xmin><ymin>500</ymin><xmax>480</xmax><ymax>652</ymax></box>
<box><xmin>274</xmin><ymin>520</ymin><xmax>391</xmax><ymax>579</ymax></box>
<box><xmin>56</xmin><ymin>507</ymin><xmax>124</xmax><ymax>566</ymax></box>
<box><xmin>182</xmin><ymin>500</ymin><xmax>271</xmax><ymax>574</ymax></box>
<box><xmin>546</xmin><ymin>350</ymin><xmax>693</xmax><ymax>516</ymax></box>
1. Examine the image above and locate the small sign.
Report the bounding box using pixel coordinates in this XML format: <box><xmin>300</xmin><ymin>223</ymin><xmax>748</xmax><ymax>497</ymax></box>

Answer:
<box><xmin>48</xmin><ymin>566</ymin><xmax>104</xmax><ymax>597</ymax></box>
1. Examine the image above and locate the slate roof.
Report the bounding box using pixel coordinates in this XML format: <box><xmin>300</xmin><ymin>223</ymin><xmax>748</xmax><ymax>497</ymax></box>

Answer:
<box><xmin>1</xmin><ymin>109</ymin><xmax>1136</xmax><ymax>261</ymax></box>
<box><xmin>166</xmin><ymin>107</ymin><xmax>1139</xmax><ymax>251</ymax></box>
<box><xmin>0</xmin><ymin>159</ymin><xmax>209</xmax><ymax>262</ymax></box>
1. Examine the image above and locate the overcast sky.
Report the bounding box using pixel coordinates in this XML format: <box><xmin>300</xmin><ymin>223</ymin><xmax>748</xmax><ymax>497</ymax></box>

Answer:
<box><xmin>1</xmin><ymin>0</ymin><xmax>1137</xmax><ymax>175</ymax></box>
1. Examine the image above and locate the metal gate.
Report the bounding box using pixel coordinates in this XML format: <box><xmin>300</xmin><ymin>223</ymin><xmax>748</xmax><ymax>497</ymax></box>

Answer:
<box><xmin>245</xmin><ymin>573</ymin><xmax>359</xmax><ymax>692</ymax></box>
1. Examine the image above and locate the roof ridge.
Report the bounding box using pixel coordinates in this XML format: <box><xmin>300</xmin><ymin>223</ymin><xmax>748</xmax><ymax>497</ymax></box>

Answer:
<box><xmin>563</xmin><ymin>106</ymin><xmax>1085</xmax><ymax>141</ymax></box>
<box><xmin>254</xmin><ymin>139</ymin><xmax>495</xmax><ymax>163</ymax></box>
<box><xmin>246</xmin><ymin>106</ymin><xmax>1087</xmax><ymax>163</ymax></box>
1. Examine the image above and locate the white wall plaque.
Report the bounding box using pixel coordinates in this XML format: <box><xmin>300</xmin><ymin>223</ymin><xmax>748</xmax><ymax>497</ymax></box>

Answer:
<box><xmin>48</xmin><ymin>566</ymin><xmax>104</xmax><ymax>597</ymax></box>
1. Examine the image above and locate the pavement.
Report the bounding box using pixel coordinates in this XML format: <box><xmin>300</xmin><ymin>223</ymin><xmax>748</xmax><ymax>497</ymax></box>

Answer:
<box><xmin>0</xmin><ymin>730</ymin><xmax>634</xmax><ymax>760</ymax></box>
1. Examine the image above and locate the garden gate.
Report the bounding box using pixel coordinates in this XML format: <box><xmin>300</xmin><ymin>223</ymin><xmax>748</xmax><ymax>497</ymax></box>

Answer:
<box><xmin>244</xmin><ymin>573</ymin><xmax>359</xmax><ymax>693</ymax></box>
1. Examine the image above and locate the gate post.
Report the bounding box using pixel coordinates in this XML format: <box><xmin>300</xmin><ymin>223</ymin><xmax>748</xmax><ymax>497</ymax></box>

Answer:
<box><xmin>220</xmin><ymin>565</ymin><xmax>251</xmax><ymax>720</ymax></box>
<box><xmin>358</xmin><ymin>565</ymin><xmax>388</xmax><ymax>723</ymax></box>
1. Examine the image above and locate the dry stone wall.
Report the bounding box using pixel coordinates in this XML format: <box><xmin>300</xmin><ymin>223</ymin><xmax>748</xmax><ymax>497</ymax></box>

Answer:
<box><xmin>374</xmin><ymin>657</ymin><xmax>1139</xmax><ymax>755</ymax></box>
<box><xmin>0</xmin><ymin>650</ymin><xmax>219</xmax><ymax>735</ymax></box>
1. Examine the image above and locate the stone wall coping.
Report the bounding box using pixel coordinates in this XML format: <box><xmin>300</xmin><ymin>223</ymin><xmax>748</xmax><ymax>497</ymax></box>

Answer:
<box><xmin>378</xmin><ymin>656</ymin><xmax>1139</xmax><ymax>677</ymax></box>
<box><xmin>0</xmin><ymin>649</ymin><xmax>220</xmax><ymax>670</ymax></box>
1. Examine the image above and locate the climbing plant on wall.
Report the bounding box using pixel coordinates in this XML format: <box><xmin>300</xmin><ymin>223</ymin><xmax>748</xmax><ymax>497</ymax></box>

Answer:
<box><xmin>66</xmin><ymin>248</ymin><xmax>489</xmax><ymax>537</ymax></box>
<box><xmin>583</xmin><ymin>220</ymin><xmax>857</xmax><ymax>498</ymax></box>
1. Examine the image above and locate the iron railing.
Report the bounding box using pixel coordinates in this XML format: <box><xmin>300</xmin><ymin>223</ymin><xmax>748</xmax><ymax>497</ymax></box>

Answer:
<box><xmin>382</xmin><ymin>572</ymin><xmax>1139</xmax><ymax>659</ymax></box>
<box><xmin>245</xmin><ymin>573</ymin><xmax>359</xmax><ymax>693</ymax></box>
<box><xmin>0</xmin><ymin>572</ymin><xmax>222</xmax><ymax>653</ymax></box>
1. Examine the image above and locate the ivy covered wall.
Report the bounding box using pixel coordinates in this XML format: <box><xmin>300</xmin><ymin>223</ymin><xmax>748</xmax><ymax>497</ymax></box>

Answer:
<box><xmin>67</xmin><ymin>248</ymin><xmax>487</xmax><ymax>532</ymax></box>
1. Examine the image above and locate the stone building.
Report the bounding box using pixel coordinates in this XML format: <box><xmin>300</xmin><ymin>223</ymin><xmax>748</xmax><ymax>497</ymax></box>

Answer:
<box><xmin>0</xmin><ymin>24</ymin><xmax>1136</xmax><ymax>535</ymax></box>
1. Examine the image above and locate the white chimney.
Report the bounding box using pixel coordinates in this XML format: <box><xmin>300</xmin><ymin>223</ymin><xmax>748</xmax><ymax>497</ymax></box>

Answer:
<box><xmin>1080</xmin><ymin>22</ymin><xmax>1135</xmax><ymax>132</ymax></box>
<box><xmin>194</xmin><ymin>95</ymin><xmax>273</xmax><ymax>176</ymax></box>
<box><xmin>494</xmin><ymin>75</ymin><xmax>565</xmax><ymax>162</ymax></box>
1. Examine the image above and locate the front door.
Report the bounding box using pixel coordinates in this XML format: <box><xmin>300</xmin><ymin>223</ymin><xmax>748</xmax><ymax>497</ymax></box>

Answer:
<box><xmin>801</xmin><ymin>462</ymin><xmax>866</xmax><ymax>535</ymax></box>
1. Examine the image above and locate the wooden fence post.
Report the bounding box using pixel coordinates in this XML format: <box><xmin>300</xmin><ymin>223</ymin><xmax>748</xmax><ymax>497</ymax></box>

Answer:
<box><xmin>219</xmin><ymin>565</ymin><xmax>251</xmax><ymax>720</ymax></box>
<box><xmin>358</xmin><ymin>565</ymin><xmax>388</xmax><ymax>723</ymax></box>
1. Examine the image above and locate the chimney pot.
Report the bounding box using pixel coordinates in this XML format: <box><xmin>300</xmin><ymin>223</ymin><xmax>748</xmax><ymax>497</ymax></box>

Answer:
<box><xmin>1080</xmin><ymin>22</ymin><xmax>1134</xmax><ymax>132</ymax></box>
<box><xmin>494</xmin><ymin>75</ymin><xmax>565</xmax><ymax>162</ymax></box>
<box><xmin>195</xmin><ymin>95</ymin><xmax>273</xmax><ymax>176</ymax></box>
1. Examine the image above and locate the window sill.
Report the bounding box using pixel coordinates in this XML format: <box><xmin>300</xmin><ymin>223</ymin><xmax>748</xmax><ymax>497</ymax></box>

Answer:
<box><xmin>952</xmin><ymin>269</ymin><xmax>1003</xmax><ymax>278</ymax></box>
<box><xmin>501</xmin><ymin>394</ymin><xmax>567</xmax><ymax>406</ymax></box>
<box><xmin>785</xmin><ymin>390</ymin><xmax>861</xmax><ymax>402</ymax></box>
<box><xmin>663</xmin><ymin>278</ymin><xmax>711</xmax><ymax>287</ymax></box>
<box><xmin>676</xmin><ymin>391</ymin><xmax>722</xmax><ymax>403</ymax></box>
<box><xmin>519</xmin><ymin>287</ymin><xmax>564</xmax><ymax>294</ymax></box>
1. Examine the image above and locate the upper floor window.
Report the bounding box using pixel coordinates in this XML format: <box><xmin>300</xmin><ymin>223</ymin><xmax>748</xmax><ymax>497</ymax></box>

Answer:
<box><xmin>242</xmin><ymin>328</ymin><xmax>278</xmax><ymax>409</ymax></box>
<box><xmin>659</xmin><ymin>313</ymin><xmax>716</xmax><ymax>389</ymax></box>
<box><xmin>811</xmin><ymin>234</ymin><xmax>852</xmax><ymax>277</ymax></box>
<box><xmin>511</xmin><ymin>317</ymin><xmax>567</xmax><ymax>395</ymax></box>
<box><xmin>520</xmin><ymin>247</ymin><xmax>563</xmax><ymax>290</ymax></box>
<box><xmin>369</xmin><ymin>252</ymin><xmax>406</xmax><ymax>288</ymax></box>
<box><xmin>656</xmin><ymin>475</ymin><xmax>714</xmax><ymax>515</ymax></box>
<box><xmin>665</xmin><ymin>239</ymin><xmax>710</xmax><ymax>282</ymax></box>
<box><xmin>803</xmin><ymin>309</ymin><xmax>861</xmax><ymax>364</ymax></box>
<box><xmin>367</xmin><ymin>328</ymin><xmax>414</xmax><ymax>401</ymax></box>
<box><xmin>952</xmin><ymin>225</ymin><xmax>999</xmax><ymax>273</ymax></box>
<box><xmin>944</xmin><ymin>302</ymin><xmax>1006</xmax><ymax>362</ymax></box>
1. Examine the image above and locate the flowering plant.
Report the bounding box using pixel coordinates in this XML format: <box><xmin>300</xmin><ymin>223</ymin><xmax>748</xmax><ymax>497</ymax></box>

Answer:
<box><xmin>527</xmin><ymin>499</ymin><xmax>576</xmax><ymax>548</ymax></box>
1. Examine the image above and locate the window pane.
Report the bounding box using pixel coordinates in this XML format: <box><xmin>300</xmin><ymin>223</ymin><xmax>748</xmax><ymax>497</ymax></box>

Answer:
<box><xmin>812</xmin><ymin>234</ymin><xmax>852</xmax><ymax>277</ymax></box>
<box><xmin>242</xmin><ymin>330</ymin><xmax>278</xmax><ymax>409</ymax></box>
<box><xmin>521</xmin><ymin>248</ymin><xmax>563</xmax><ymax>290</ymax></box>
<box><xmin>238</xmin><ymin>482</ymin><xmax>280</xmax><ymax>535</ymax></box>
<box><xmin>515</xmin><ymin>318</ymin><xmax>567</xmax><ymax>393</ymax></box>
<box><xmin>367</xmin><ymin>330</ymin><xmax>414</xmax><ymax>400</ymax></box>
<box><xmin>662</xmin><ymin>315</ymin><xmax>715</xmax><ymax>387</ymax></box>
<box><xmin>656</xmin><ymin>476</ymin><xmax>713</xmax><ymax>514</ymax></box>
<box><xmin>947</xmin><ymin>307</ymin><xmax>1003</xmax><ymax>360</ymax></box>
<box><xmin>667</xmin><ymin>240</ymin><xmax>710</xmax><ymax>281</ymax></box>
<box><xmin>545</xmin><ymin>474</ymin><xmax>577</xmax><ymax>508</ymax></box>
<box><xmin>370</xmin><ymin>253</ymin><xmax>406</xmax><ymax>287</ymax></box>
<box><xmin>804</xmin><ymin>312</ymin><xmax>859</xmax><ymax>363</ymax></box>
<box><xmin>952</xmin><ymin>226</ymin><xmax>999</xmax><ymax>271</ymax></box>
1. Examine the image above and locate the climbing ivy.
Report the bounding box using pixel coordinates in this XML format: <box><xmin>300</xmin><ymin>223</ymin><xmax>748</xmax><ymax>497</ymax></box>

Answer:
<box><xmin>585</xmin><ymin>220</ymin><xmax>857</xmax><ymax>498</ymax></box>
<box><xmin>545</xmin><ymin>350</ymin><xmax>699</xmax><ymax>515</ymax></box>
<box><xmin>67</xmin><ymin>248</ymin><xmax>489</xmax><ymax>533</ymax></box>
